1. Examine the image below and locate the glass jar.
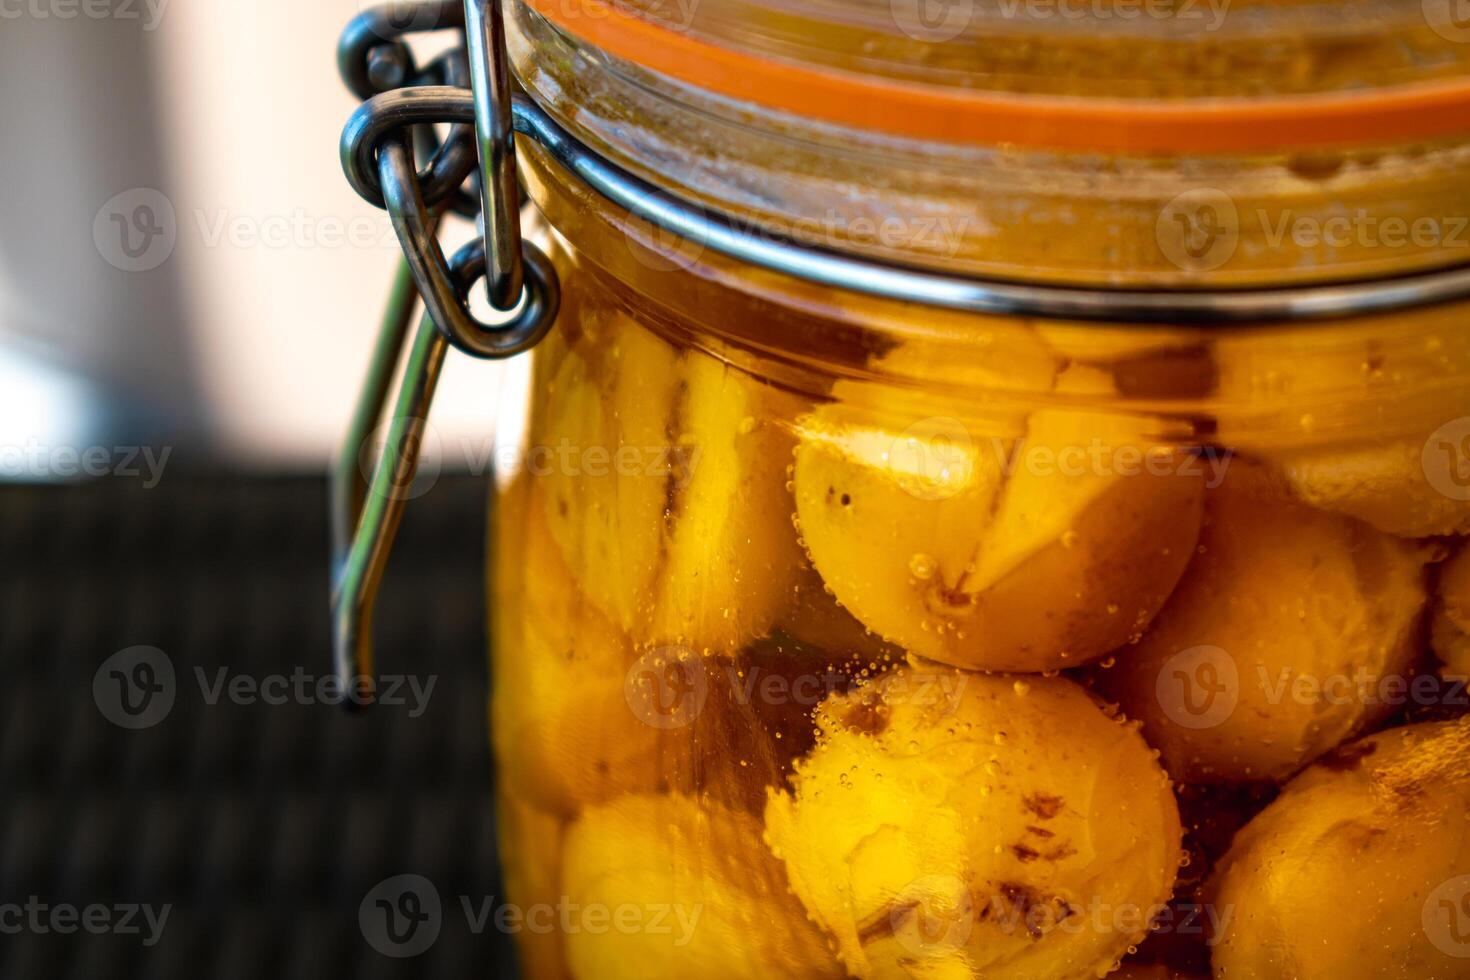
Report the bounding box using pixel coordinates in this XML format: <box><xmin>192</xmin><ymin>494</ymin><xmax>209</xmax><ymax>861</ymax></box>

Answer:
<box><xmin>487</xmin><ymin>2</ymin><xmax>1470</xmax><ymax>978</ymax></box>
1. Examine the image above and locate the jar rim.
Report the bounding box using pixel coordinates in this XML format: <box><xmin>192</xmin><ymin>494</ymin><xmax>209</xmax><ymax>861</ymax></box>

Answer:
<box><xmin>525</xmin><ymin>0</ymin><xmax>1470</xmax><ymax>153</ymax></box>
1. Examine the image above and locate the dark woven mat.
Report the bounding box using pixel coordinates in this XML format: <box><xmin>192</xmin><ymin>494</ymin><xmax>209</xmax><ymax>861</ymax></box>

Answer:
<box><xmin>0</xmin><ymin>474</ymin><xmax>517</xmax><ymax>978</ymax></box>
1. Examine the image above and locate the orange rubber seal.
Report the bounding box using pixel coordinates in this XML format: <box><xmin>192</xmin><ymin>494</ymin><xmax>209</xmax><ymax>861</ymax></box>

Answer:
<box><xmin>524</xmin><ymin>0</ymin><xmax>1470</xmax><ymax>154</ymax></box>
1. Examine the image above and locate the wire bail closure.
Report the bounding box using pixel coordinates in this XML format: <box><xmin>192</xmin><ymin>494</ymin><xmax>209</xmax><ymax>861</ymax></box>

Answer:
<box><xmin>464</xmin><ymin>0</ymin><xmax>525</xmax><ymax>310</ymax></box>
<box><xmin>330</xmin><ymin>0</ymin><xmax>558</xmax><ymax>706</ymax></box>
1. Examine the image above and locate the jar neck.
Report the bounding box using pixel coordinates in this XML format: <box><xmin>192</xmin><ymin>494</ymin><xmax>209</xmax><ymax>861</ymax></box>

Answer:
<box><xmin>510</xmin><ymin>0</ymin><xmax>1470</xmax><ymax>287</ymax></box>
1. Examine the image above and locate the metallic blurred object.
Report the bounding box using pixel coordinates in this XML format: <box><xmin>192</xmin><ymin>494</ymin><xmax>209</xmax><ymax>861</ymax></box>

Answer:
<box><xmin>331</xmin><ymin>2</ymin><xmax>559</xmax><ymax>703</ymax></box>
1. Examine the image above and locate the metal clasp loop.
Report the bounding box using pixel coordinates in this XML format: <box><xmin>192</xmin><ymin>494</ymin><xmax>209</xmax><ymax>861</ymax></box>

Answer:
<box><xmin>330</xmin><ymin>1</ymin><xmax>560</xmax><ymax>706</ymax></box>
<box><xmin>464</xmin><ymin>0</ymin><xmax>526</xmax><ymax>310</ymax></box>
<box><xmin>379</xmin><ymin>132</ymin><xmax>559</xmax><ymax>360</ymax></box>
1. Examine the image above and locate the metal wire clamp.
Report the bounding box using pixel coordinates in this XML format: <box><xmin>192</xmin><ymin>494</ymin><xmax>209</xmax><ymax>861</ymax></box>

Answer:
<box><xmin>331</xmin><ymin>2</ymin><xmax>558</xmax><ymax>704</ymax></box>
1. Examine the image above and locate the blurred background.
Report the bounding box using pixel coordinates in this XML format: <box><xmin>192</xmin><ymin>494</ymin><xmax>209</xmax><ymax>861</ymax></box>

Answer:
<box><xmin>0</xmin><ymin>0</ymin><xmax>506</xmax><ymax>467</ymax></box>
<box><xmin>0</xmin><ymin>1</ymin><xmax>520</xmax><ymax>975</ymax></box>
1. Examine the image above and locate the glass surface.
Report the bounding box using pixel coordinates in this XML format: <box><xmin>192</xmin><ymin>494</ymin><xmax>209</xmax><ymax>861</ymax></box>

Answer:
<box><xmin>510</xmin><ymin>3</ymin><xmax>1470</xmax><ymax>286</ymax></box>
<box><xmin>490</xmin><ymin>210</ymin><xmax>1470</xmax><ymax>979</ymax></box>
<box><xmin>606</xmin><ymin>0</ymin><xmax>1470</xmax><ymax>98</ymax></box>
<box><xmin>492</xmin><ymin>5</ymin><xmax>1470</xmax><ymax>978</ymax></box>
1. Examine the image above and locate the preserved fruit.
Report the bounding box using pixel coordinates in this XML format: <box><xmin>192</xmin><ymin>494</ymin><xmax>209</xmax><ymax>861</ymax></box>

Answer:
<box><xmin>764</xmin><ymin>666</ymin><xmax>1182</xmax><ymax>980</ymax></box>
<box><xmin>1101</xmin><ymin>461</ymin><xmax>1432</xmax><ymax>783</ymax></box>
<box><xmin>560</xmin><ymin>794</ymin><xmax>844</xmax><ymax>979</ymax></box>
<box><xmin>793</xmin><ymin>408</ymin><xmax>1204</xmax><ymax>673</ymax></box>
<box><xmin>1209</xmin><ymin>718</ymin><xmax>1470</xmax><ymax>979</ymax></box>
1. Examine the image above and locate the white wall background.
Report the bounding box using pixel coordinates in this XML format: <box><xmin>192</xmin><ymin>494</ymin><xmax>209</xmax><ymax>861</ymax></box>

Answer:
<box><xmin>150</xmin><ymin>0</ymin><xmax>508</xmax><ymax>465</ymax></box>
<box><xmin>0</xmin><ymin>0</ymin><xmax>519</xmax><ymax>470</ymax></box>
